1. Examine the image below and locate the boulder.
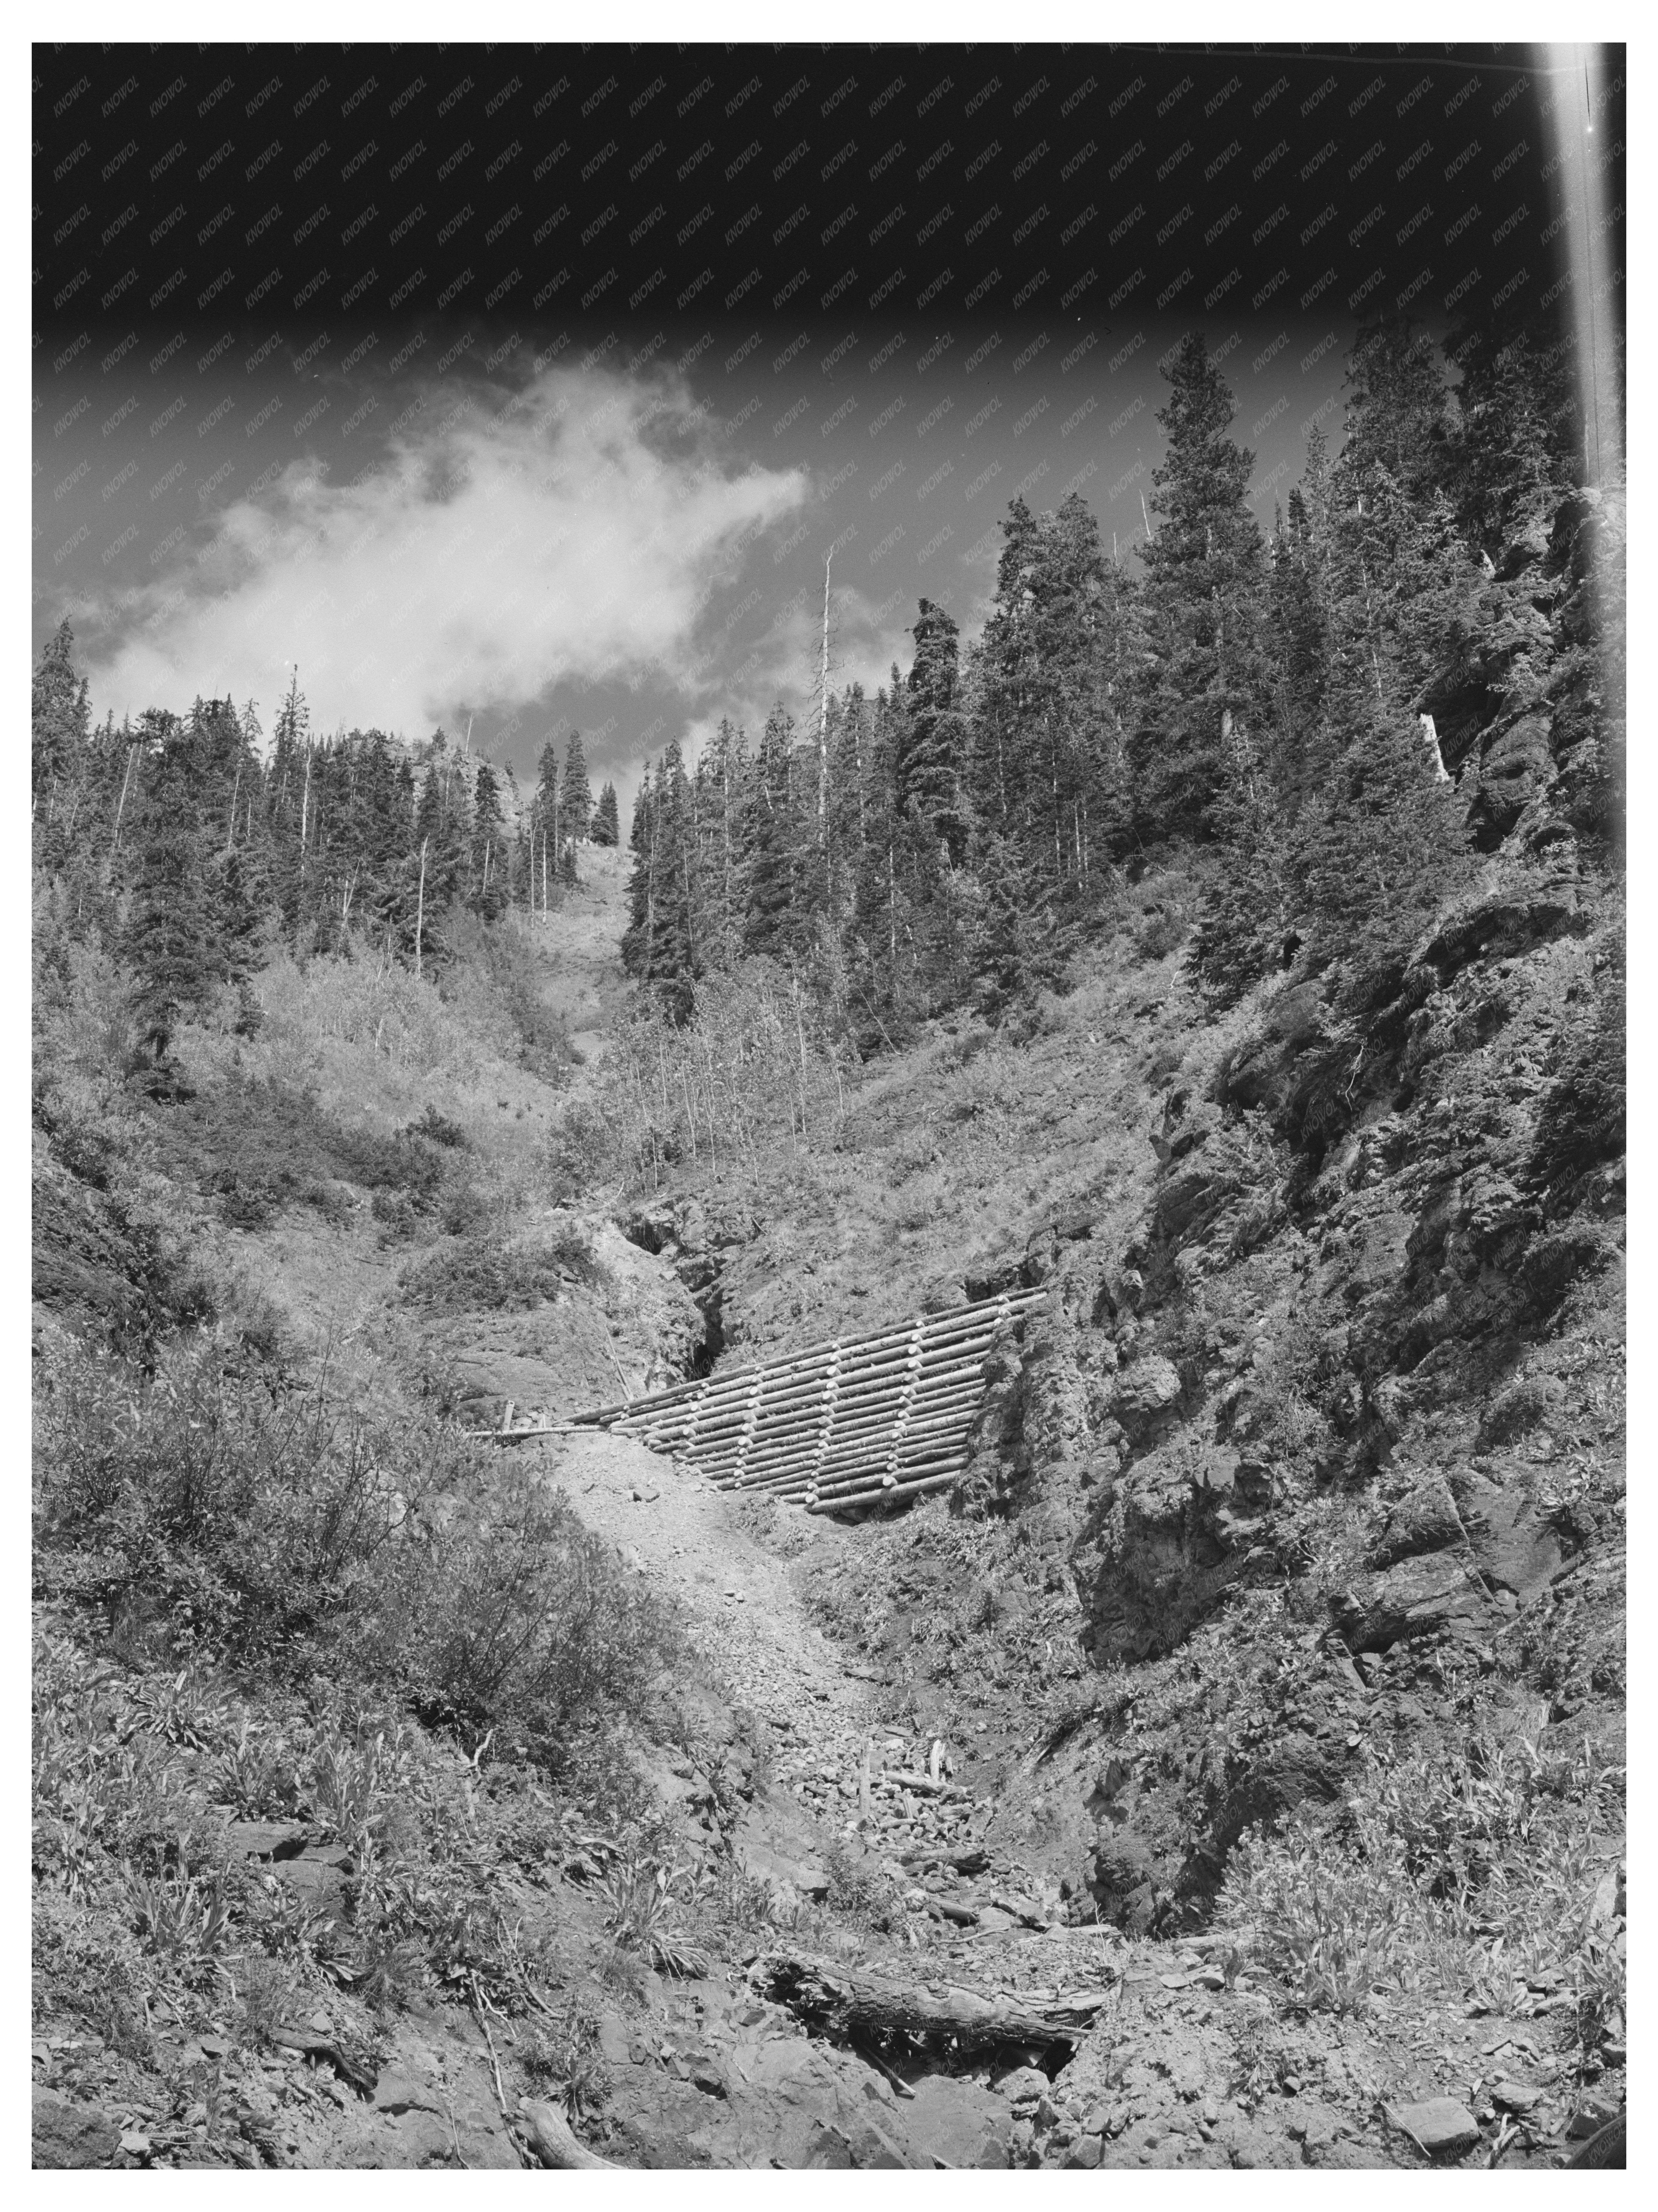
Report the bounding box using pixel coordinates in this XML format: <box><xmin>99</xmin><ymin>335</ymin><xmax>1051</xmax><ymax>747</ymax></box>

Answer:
<box><xmin>1520</xmin><ymin>1221</ymin><xmax>1617</xmax><ymax>1314</ymax></box>
<box><xmin>1090</xmin><ymin>1830</ymin><xmax>1159</xmax><ymax>1930</ymax></box>
<box><xmin>33</xmin><ymin>2091</ymin><xmax>119</xmax><ymax>2169</ymax></box>
<box><xmin>1388</xmin><ymin>2097</ymin><xmax>1480</xmax><ymax>2157</ymax></box>
<box><xmin>1113</xmin><ymin>1356</ymin><xmax>1182</xmax><ymax>1434</ymax></box>
<box><xmin>1334</xmin><ymin>1550</ymin><xmax>1493</xmax><ymax>1651</ymax></box>
<box><xmin>1419</xmin><ymin>876</ymin><xmax>1581</xmax><ymax>981</ymax></box>
<box><xmin>1478</xmin><ymin>1373</ymin><xmax>1566</xmax><ymax>1448</ymax></box>
<box><xmin>1369</xmin><ymin>1477</ymin><xmax>1464</xmax><ymax>1568</ymax></box>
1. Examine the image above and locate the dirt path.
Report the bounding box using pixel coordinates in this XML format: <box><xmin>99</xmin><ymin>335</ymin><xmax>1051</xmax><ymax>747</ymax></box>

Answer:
<box><xmin>539</xmin><ymin>1427</ymin><xmax>874</xmax><ymax>1763</ymax></box>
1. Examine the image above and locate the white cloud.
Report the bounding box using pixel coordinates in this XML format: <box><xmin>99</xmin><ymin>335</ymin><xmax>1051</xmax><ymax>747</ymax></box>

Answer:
<box><xmin>86</xmin><ymin>364</ymin><xmax>809</xmax><ymax>739</ymax></box>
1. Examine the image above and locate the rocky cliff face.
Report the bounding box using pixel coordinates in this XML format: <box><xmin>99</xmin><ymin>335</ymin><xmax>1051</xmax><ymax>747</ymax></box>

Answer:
<box><xmin>954</xmin><ymin>847</ymin><xmax>1624</xmax><ymax>1934</ymax></box>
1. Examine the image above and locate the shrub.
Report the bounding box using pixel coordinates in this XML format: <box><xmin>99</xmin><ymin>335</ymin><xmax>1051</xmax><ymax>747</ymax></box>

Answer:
<box><xmin>399</xmin><ymin>1222</ymin><xmax>609</xmax><ymax>1314</ymax></box>
<box><xmin>348</xmin><ymin>1467</ymin><xmax>682</xmax><ymax>1758</ymax></box>
<box><xmin>412</xmin><ymin>1104</ymin><xmax>469</xmax><ymax>1150</ymax></box>
<box><xmin>32</xmin><ymin>1333</ymin><xmax>679</xmax><ymax>1766</ymax></box>
<box><xmin>544</xmin><ymin>1099</ymin><xmax>618</xmax><ymax>1201</ymax></box>
<box><xmin>151</xmin><ymin>1075</ymin><xmax>450</xmax><ymax>1228</ymax></box>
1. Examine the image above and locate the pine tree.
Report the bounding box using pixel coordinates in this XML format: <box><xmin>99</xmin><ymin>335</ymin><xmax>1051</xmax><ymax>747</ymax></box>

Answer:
<box><xmin>1295</xmin><ymin>693</ymin><xmax>1474</xmax><ymax>990</ymax></box>
<box><xmin>898</xmin><ymin>601</ymin><xmax>973</xmax><ymax>865</ymax></box>
<box><xmin>529</xmin><ymin>738</ymin><xmax>561</xmax><ymax>910</ymax></box>
<box><xmin>562</xmin><ymin>731</ymin><xmax>593</xmax><ymax>842</ymax></box>
<box><xmin>1263</xmin><ymin>478</ymin><xmax>1331</xmax><ymax>811</ymax></box>
<box><xmin>1189</xmin><ymin>713</ymin><xmax>1298</xmax><ymax>1006</ymax></box>
<box><xmin>743</xmin><ymin>705</ymin><xmax>802</xmax><ymax>961</ymax></box>
<box><xmin>470</xmin><ymin>762</ymin><xmax>509</xmax><ymax>919</ymax></box>
<box><xmin>32</xmin><ymin>618</ymin><xmax>89</xmax><ymax>803</ymax></box>
<box><xmin>972</xmin><ymin>493</ymin><xmax>1137</xmax><ymax>907</ymax></box>
<box><xmin>1133</xmin><ymin>333</ymin><xmax>1268</xmax><ymax>840</ymax></box>
<box><xmin>620</xmin><ymin>764</ymin><xmax>659</xmax><ymax>982</ymax></box>
<box><xmin>591</xmin><ymin>782</ymin><xmax>620</xmax><ymax>845</ymax></box>
<box><xmin>267</xmin><ymin>673</ymin><xmax>314</xmax><ymax>934</ymax></box>
<box><xmin>126</xmin><ymin>709</ymin><xmax>230</xmax><ymax>1070</ymax></box>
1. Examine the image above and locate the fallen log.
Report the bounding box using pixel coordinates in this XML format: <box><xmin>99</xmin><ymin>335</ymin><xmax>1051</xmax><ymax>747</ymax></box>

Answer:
<box><xmin>519</xmin><ymin>2099</ymin><xmax>619</xmax><ymax>2169</ymax></box>
<box><xmin>925</xmin><ymin>1897</ymin><xmax>979</xmax><ymax>1927</ymax></box>
<box><xmin>760</xmin><ymin>1952</ymin><xmax>1103</xmax><ymax>2054</ymax></box>
<box><xmin>898</xmin><ymin>1845</ymin><xmax>991</xmax><ymax>1876</ymax></box>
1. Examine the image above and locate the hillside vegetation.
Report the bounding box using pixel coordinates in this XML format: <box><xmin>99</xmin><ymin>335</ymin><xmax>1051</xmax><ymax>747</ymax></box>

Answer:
<box><xmin>31</xmin><ymin>311</ymin><xmax>1623</xmax><ymax>2172</ymax></box>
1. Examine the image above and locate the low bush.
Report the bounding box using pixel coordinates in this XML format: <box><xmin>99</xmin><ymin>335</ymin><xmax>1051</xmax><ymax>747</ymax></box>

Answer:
<box><xmin>152</xmin><ymin>1075</ymin><xmax>452</xmax><ymax>1229</ymax></box>
<box><xmin>33</xmin><ymin>1332</ymin><xmax>677</xmax><ymax>1763</ymax></box>
<box><xmin>400</xmin><ymin>1222</ymin><xmax>609</xmax><ymax>1314</ymax></box>
<box><xmin>543</xmin><ymin>1098</ymin><xmax>619</xmax><ymax>1202</ymax></box>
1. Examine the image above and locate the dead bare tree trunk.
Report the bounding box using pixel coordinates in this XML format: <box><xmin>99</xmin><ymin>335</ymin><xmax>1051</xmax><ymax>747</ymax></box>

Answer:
<box><xmin>110</xmin><ymin>741</ymin><xmax>137</xmax><ymax>858</ymax></box>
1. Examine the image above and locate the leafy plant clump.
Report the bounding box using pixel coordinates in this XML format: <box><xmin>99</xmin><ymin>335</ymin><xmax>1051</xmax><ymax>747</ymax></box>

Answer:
<box><xmin>399</xmin><ymin>1221</ymin><xmax>610</xmax><ymax>1313</ymax></box>
<box><xmin>156</xmin><ymin>1075</ymin><xmax>453</xmax><ymax>1229</ymax></box>
<box><xmin>33</xmin><ymin>1331</ymin><xmax>678</xmax><ymax>1762</ymax></box>
<box><xmin>1218</xmin><ymin>1733</ymin><xmax>1625</xmax><ymax>2043</ymax></box>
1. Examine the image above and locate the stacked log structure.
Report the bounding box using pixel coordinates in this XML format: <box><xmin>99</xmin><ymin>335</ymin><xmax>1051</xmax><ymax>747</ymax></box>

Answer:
<box><xmin>572</xmin><ymin>1287</ymin><xmax>1044</xmax><ymax>1513</ymax></box>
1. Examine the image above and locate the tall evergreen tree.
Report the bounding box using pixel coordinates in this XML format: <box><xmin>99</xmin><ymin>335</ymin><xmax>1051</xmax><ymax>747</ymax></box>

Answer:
<box><xmin>898</xmin><ymin>601</ymin><xmax>972</xmax><ymax>865</ymax></box>
<box><xmin>31</xmin><ymin>619</ymin><xmax>97</xmax><ymax>879</ymax></box>
<box><xmin>32</xmin><ymin>618</ymin><xmax>90</xmax><ymax>821</ymax></box>
<box><xmin>620</xmin><ymin>763</ymin><xmax>659</xmax><ymax>983</ymax></box>
<box><xmin>126</xmin><ymin>709</ymin><xmax>229</xmax><ymax>1069</ymax></box>
<box><xmin>591</xmin><ymin>781</ymin><xmax>620</xmax><ymax>845</ymax></box>
<box><xmin>1133</xmin><ymin>333</ymin><xmax>1268</xmax><ymax>840</ymax></box>
<box><xmin>529</xmin><ymin>738</ymin><xmax>561</xmax><ymax>909</ymax></box>
<box><xmin>562</xmin><ymin>731</ymin><xmax>593</xmax><ymax>842</ymax></box>
<box><xmin>470</xmin><ymin>762</ymin><xmax>509</xmax><ymax>919</ymax></box>
<box><xmin>743</xmin><ymin>705</ymin><xmax>800</xmax><ymax>961</ymax></box>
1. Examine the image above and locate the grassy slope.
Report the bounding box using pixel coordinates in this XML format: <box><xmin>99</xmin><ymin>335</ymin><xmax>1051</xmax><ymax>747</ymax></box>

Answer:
<box><xmin>32</xmin><ymin>836</ymin><xmax>1625</xmax><ymax>2171</ymax></box>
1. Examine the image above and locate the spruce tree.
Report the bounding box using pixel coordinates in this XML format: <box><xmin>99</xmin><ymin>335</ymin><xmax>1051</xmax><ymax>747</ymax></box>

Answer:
<box><xmin>898</xmin><ymin>601</ymin><xmax>972</xmax><ymax>865</ymax></box>
<box><xmin>699</xmin><ymin>718</ymin><xmax>750</xmax><ymax>972</ymax></box>
<box><xmin>562</xmin><ymin>731</ymin><xmax>593</xmax><ymax>841</ymax></box>
<box><xmin>972</xmin><ymin>493</ymin><xmax>1136</xmax><ymax>905</ymax></box>
<box><xmin>32</xmin><ymin>618</ymin><xmax>90</xmax><ymax>819</ymax></box>
<box><xmin>1133</xmin><ymin>333</ymin><xmax>1268</xmax><ymax>840</ymax></box>
<box><xmin>591</xmin><ymin>782</ymin><xmax>620</xmax><ymax>845</ymax></box>
<box><xmin>620</xmin><ymin>766</ymin><xmax>658</xmax><ymax>981</ymax></box>
<box><xmin>126</xmin><ymin>710</ymin><xmax>229</xmax><ymax>1070</ymax></box>
<box><xmin>267</xmin><ymin>674</ymin><xmax>314</xmax><ymax>935</ymax></box>
<box><xmin>470</xmin><ymin>762</ymin><xmax>509</xmax><ymax>919</ymax></box>
<box><xmin>31</xmin><ymin>619</ymin><xmax>94</xmax><ymax>876</ymax></box>
<box><xmin>529</xmin><ymin>738</ymin><xmax>561</xmax><ymax>909</ymax></box>
<box><xmin>744</xmin><ymin>705</ymin><xmax>801</xmax><ymax>960</ymax></box>
<box><xmin>1188</xmin><ymin>713</ymin><xmax>1298</xmax><ymax>1006</ymax></box>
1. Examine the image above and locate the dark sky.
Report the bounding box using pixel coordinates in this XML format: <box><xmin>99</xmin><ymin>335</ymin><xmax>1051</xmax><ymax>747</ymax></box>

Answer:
<box><xmin>33</xmin><ymin>41</ymin><xmax>1624</xmax><ymax>808</ymax></box>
